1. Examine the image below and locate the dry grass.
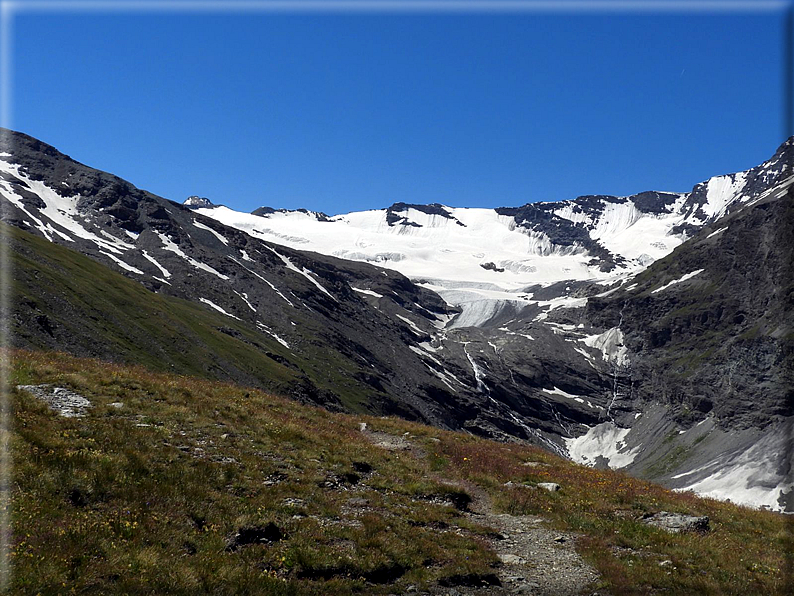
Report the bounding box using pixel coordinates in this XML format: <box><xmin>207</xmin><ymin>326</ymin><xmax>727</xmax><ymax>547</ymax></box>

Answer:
<box><xmin>7</xmin><ymin>349</ymin><xmax>793</xmax><ymax>595</ymax></box>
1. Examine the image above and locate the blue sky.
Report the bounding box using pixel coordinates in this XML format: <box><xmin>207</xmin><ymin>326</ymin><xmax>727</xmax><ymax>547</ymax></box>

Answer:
<box><xmin>8</xmin><ymin>3</ymin><xmax>790</xmax><ymax>215</ymax></box>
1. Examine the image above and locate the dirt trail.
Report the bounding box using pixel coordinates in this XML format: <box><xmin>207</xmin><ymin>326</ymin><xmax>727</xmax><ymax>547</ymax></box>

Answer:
<box><xmin>361</xmin><ymin>428</ymin><xmax>605</xmax><ymax>595</ymax></box>
<box><xmin>428</xmin><ymin>479</ymin><xmax>603</xmax><ymax>596</ymax></box>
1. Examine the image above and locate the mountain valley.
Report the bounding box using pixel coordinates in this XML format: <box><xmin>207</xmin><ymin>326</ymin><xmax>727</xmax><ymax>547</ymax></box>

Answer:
<box><xmin>1</xmin><ymin>128</ymin><xmax>792</xmax><ymax>513</ymax></box>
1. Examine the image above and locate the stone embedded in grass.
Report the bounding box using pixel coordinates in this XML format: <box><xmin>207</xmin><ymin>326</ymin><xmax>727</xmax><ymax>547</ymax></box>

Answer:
<box><xmin>504</xmin><ymin>480</ymin><xmax>562</xmax><ymax>492</ymax></box>
<box><xmin>225</xmin><ymin>522</ymin><xmax>284</xmax><ymax>551</ymax></box>
<box><xmin>282</xmin><ymin>497</ymin><xmax>305</xmax><ymax>507</ymax></box>
<box><xmin>537</xmin><ymin>482</ymin><xmax>562</xmax><ymax>492</ymax></box>
<box><xmin>263</xmin><ymin>472</ymin><xmax>288</xmax><ymax>486</ymax></box>
<box><xmin>17</xmin><ymin>384</ymin><xmax>92</xmax><ymax>417</ymax></box>
<box><xmin>504</xmin><ymin>481</ymin><xmax>538</xmax><ymax>490</ymax></box>
<box><xmin>642</xmin><ymin>511</ymin><xmax>710</xmax><ymax>533</ymax></box>
<box><xmin>320</xmin><ymin>472</ymin><xmax>360</xmax><ymax>489</ymax></box>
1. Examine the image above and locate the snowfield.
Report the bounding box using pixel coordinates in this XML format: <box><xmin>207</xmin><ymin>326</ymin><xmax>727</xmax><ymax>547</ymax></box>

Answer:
<box><xmin>193</xmin><ymin>175</ymin><xmax>758</xmax><ymax>328</ymax></box>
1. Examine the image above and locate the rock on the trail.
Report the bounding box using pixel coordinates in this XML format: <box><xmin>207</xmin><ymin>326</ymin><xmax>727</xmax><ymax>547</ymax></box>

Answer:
<box><xmin>498</xmin><ymin>553</ymin><xmax>525</xmax><ymax>565</ymax></box>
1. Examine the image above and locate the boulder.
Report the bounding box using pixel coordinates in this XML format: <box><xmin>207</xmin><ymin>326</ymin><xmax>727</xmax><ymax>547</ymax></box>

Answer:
<box><xmin>642</xmin><ymin>511</ymin><xmax>709</xmax><ymax>533</ymax></box>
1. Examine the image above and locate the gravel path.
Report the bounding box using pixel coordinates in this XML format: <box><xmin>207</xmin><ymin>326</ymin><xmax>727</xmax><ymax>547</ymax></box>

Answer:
<box><xmin>421</xmin><ymin>480</ymin><xmax>603</xmax><ymax>596</ymax></box>
<box><xmin>361</xmin><ymin>429</ymin><xmax>605</xmax><ymax>595</ymax></box>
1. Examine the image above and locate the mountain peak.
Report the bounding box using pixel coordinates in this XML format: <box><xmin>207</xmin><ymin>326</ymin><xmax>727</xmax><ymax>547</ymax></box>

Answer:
<box><xmin>184</xmin><ymin>196</ymin><xmax>215</xmax><ymax>209</ymax></box>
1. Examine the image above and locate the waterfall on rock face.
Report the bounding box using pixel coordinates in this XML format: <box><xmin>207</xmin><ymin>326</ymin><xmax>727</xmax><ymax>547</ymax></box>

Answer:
<box><xmin>606</xmin><ymin>301</ymin><xmax>628</xmax><ymax>420</ymax></box>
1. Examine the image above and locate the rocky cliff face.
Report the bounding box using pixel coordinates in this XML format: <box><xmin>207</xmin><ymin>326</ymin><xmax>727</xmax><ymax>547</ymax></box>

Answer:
<box><xmin>587</xmin><ymin>174</ymin><xmax>793</xmax><ymax>429</ymax></box>
<box><xmin>581</xmin><ymin>164</ymin><xmax>794</xmax><ymax>510</ymax></box>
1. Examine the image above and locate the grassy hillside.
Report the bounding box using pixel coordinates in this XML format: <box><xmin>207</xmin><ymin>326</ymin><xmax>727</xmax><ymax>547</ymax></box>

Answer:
<box><xmin>5</xmin><ymin>221</ymin><xmax>400</xmax><ymax>414</ymax></box>
<box><xmin>8</xmin><ymin>349</ymin><xmax>792</xmax><ymax>595</ymax></box>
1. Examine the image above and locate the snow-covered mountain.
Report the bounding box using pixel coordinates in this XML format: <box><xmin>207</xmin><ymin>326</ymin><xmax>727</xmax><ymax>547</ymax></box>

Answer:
<box><xmin>192</xmin><ymin>145</ymin><xmax>791</xmax><ymax>329</ymax></box>
<box><xmin>2</xmin><ymin>127</ymin><xmax>792</xmax><ymax>511</ymax></box>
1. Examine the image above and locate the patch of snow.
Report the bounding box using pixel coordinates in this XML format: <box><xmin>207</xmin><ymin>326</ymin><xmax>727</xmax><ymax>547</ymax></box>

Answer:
<box><xmin>541</xmin><ymin>387</ymin><xmax>586</xmax><ymax>404</ymax></box>
<box><xmin>701</xmin><ymin>172</ymin><xmax>747</xmax><ymax>220</ymax></box>
<box><xmin>564</xmin><ymin>422</ymin><xmax>640</xmax><ymax>469</ymax></box>
<box><xmin>408</xmin><ymin>345</ymin><xmax>444</xmax><ymax>368</ymax></box>
<box><xmin>464</xmin><ymin>345</ymin><xmax>494</xmax><ymax>400</ymax></box>
<box><xmin>234</xmin><ymin>291</ymin><xmax>257</xmax><ymax>312</ymax></box>
<box><xmin>670</xmin><ymin>462</ymin><xmax>720</xmax><ymax>480</ymax></box>
<box><xmin>352</xmin><ymin>287</ymin><xmax>384</xmax><ymax>298</ymax></box>
<box><xmin>228</xmin><ymin>257</ymin><xmax>296</xmax><ymax>307</ymax></box>
<box><xmin>156</xmin><ymin>232</ymin><xmax>230</xmax><ymax>280</ymax></box>
<box><xmin>536</xmin><ymin>295</ymin><xmax>588</xmax><ymax>312</ymax></box>
<box><xmin>0</xmin><ymin>161</ymin><xmax>132</xmax><ymax>254</ymax></box>
<box><xmin>418</xmin><ymin>340</ymin><xmax>443</xmax><ymax>352</ymax></box>
<box><xmin>99</xmin><ymin>229</ymin><xmax>135</xmax><ymax>247</ymax></box>
<box><xmin>199</xmin><ymin>297</ymin><xmax>240</xmax><ymax>320</ymax></box>
<box><xmin>573</xmin><ymin>345</ymin><xmax>596</xmax><ymax>366</ymax></box>
<box><xmin>500</xmin><ymin>328</ymin><xmax>536</xmax><ymax>341</ymax></box>
<box><xmin>677</xmin><ymin>447</ymin><xmax>792</xmax><ymax>512</ymax></box>
<box><xmin>432</xmin><ymin>311</ymin><xmax>455</xmax><ymax>329</ymax></box>
<box><xmin>651</xmin><ymin>269</ymin><xmax>704</xmax><ymax>294</ymax></box>
<box><xmin>141</xmin><ymin>250</ymin><xmax>171</xmax><ymax>278</ymax></box>
<box><xmin>193</xmin><ymin>220</ymin><xmax>229</xmax><ymax>245</ymax></box>
<box><xmin>706</xmin><ymin>227</ymin><xmax>727</xmax><ymax>239</ymax></box>
<box><xmin>396</xmin><ymin>314</ymin><xmax>425</xmax><ymax>336</ymax></box>
<box><xmin>265</xmin><ymin>246</ymin><xmax>336</xmax><ymax>301</ymax></box>
<box><xmin>256</xmin><ymin>322</ymin><xmax>291</xmax><ymax>348</ymax></box>
<box><xmin>100</xmin><ymin>251</ymin><xmax>144</xmax><ymax>274</ymax></box>
<box><xmin>580</xmin><ymin>327</ymin><xmax>629</xmax><ymax>367</ymax></box>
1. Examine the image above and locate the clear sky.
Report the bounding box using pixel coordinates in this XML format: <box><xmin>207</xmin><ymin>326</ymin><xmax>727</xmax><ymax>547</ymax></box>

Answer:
<box><xmin>7</xmin><ymin>2</ymin><xmax>791</xmax><ymax>215</ymax></box>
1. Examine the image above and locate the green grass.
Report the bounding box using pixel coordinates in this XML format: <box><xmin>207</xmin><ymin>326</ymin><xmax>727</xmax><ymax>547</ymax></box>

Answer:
<box><xmin>4</xmin><ymin>222</ymin><xmax>393</xmax><ymax>414</ymax></box>
<box><xmin>7</xmin><ymin>349</ymin><xmax>793</xmax><ymax>594</ymax></box>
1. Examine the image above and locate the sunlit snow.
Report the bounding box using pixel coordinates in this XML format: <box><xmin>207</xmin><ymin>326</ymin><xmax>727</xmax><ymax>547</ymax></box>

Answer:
<box><xmin>156</xmin><ymin>232</ymin><xmax>230</xmax><ymax>280</ymax></box>
<box><xmin>193</xmin><ymin>220</ymin><xmax>229</xmax><ymax>245</ymax></box>
<box><xmin>564</xmin><ymin>422</ymin><xmax>640</xmax><ymax>469</ymax></box>
<box><xmin>141</xmin><ymin>250</ymin><xmax>171</xmax><ymax>278</ymax></box>
<box><xmin>351</xmin><ymin>287</ymin><xmax>384</xmax><ymax>298</ymax></box>
<box><xmin>101</xmin><ymin>251</ymin><xmax>144</xmax><ymax>275</ymax></box>
<box><xmin>199</xmin><ymin>297</ymin><xmax>240</xmax><ymax>320</ymax></box>
<box><xmin>192</xmin><ymin>188</ymin><xmax>756</xmax><ymax>328</ymax></box>
<box><xmin>264</xmin><ymin>246</ymin><xmax>336</xmax><ymax>301</ymax></box>
<box><xmin>256</xmin><ymin>322</ymin><xmax>291</xmax><ymax>349</ymax></box>
<box><xmin>651</xmin><ymin>269</ymin><xmax>704</xmax><ymax>294</ymax></box>
<box><xmin>580</xmin><ymin>327</ymin><xmax>629</xmax><ymax>366</ymax></box>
